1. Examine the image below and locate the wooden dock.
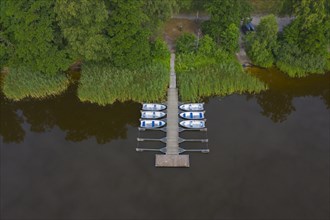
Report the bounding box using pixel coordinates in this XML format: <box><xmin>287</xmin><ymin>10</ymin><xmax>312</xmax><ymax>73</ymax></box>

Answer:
<box><xmin>155</xmin><ymin>54</ymin><xmax>190</xmax><ymax>167</ymax></box>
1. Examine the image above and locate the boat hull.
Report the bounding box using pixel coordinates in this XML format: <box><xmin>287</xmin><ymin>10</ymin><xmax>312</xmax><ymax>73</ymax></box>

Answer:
<box><xmin>179</xmin><ymin>111</ymin><xmax>205</xmax><ymax>119</ymax></box>
<box><xmin>142</xmin><ymin>103</ymin><xmax>166</xmax><ymax>111</ymax></box>
<box><xmin>140</xmin><ymin>120</ymin><xmax>166</xmax><ymax>128</ymax></box>
<box><xmin>141</xmin><ymin>111</ymin><xmax>166</xmax><ymax>119</ymax></box>
<box><xmin>179</xmin><ymin>120</ymin><xmax>206</xmax><ymax>129</ymax></box>
<box><xmin>179</xmin><ymin>103</ymin><xmax>204</xmax><ymax>111</ymax></box>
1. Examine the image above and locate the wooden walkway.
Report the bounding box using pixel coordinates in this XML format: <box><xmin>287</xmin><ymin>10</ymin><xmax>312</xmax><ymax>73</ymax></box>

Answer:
<box><xmin>155</xmin><ymin>54</ymin><xmax>190</xmax><ymax>167</ymax></box>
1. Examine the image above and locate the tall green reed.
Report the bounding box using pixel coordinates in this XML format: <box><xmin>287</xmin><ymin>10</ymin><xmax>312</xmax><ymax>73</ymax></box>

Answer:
<box><xmin>2</xmin><ymin>66</ymin><xmax>69</xmax><ymax>100</ymax></box>
<box><xmin>176</xmin><ymin>53</ymin><xmax>267</xmax><ymax>102</ymax></box>
<box><xmin>78</xmin><ymin>62</ymin><xmax>169</xmax><ymax>106</ymax></box>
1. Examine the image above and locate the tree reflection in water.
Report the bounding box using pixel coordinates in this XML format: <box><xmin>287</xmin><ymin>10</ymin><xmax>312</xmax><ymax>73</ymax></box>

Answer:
<box><xmin>0</xmin><ymin>97</ymin><xmax>25</xmax><ymax>143</ymax></box>
<box><xmin>249</xmin><ymin>67</ymin><xmax>330</xmax><ymax>123</ymax></box>
<box><xmin>256</xmin><ymin>91</ymin><xmax>295</xmax><ymax>123</ymax></box>
<box><xmin>1</xmin><ymin>69</ymin><xmax>329</xmax><ymax>142</ymax></box>
<box><xmin>0</xmin><ymin>86</ymin><xmax>140</xmax><ymax>144</ymax></box>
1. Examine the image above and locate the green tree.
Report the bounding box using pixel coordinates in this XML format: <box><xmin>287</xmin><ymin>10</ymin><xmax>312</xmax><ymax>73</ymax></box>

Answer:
<box><xmin>220</xmin><ymin>23</ymin><xmax>239</xmax><ymax>53</ymax></box>
<box><xmin>0</xmin><ymin>0</ymin><xmax>71</xmax><ymax>74</ymax></box>
<box><xmin>202</xmin><ymin>0</ymin><xmax>251</xmax><ymax>44</ymax></box>
<box><xmin>143</xmin><ymin>0</ymin><xmax>179</xmax><ymax>33</ymax></box>
<box><xmin>291</xmin><ymin>0</ymin><xmax>327</xmax><ymax>55</ymax></box>
<box><xmin>0</xmin><ymin>29</ymin><xmax>11</xmax><ymax>70</ymax></box>
<box><xmin>277</xmin><ymin>0</ymin><xmax>328</xmax><ymax>76</ymax></box>
<box><xmin>107</xmin><ymin>0</ymin><xmax>151</xmax><ymax>68</ymax></box>
<box><xmin>54</xmin><ymin>0</ymin><xmax>110</xmax><ymax>62</ymax></box>
<box><xmin>245</xmin><ymin>14</ymin><xmax>278</xmax><ymax>67</ymax></box>
<box><xmin>247</xmin><ymin>37</ymin><xmax>275</xmax><ymax>67</ymax></box>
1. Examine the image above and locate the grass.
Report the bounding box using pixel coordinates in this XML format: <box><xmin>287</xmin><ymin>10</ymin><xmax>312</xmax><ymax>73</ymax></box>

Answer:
<box><xmin>78</xmin><ymin>61</ymin><xmax>169</xmax><ymax>106</ymax></box>
<box><xmin>176</xmin><ymin>52</ymin><xmax>267</xmax><ymax>102</ymax></box>
<box><xmin>2</xmin><ymin>66</ymin><xmax>70</xmax><ymax>100</ymax></box>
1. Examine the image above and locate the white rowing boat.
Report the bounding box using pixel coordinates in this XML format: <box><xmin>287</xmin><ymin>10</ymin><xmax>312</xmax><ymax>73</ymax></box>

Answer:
<box><xmin>179</xmin><ymin>111</ymin><xmax>205</xmax><ymax>119</ymax></box>
<box><xmin>179</xmin><ymin>103</ymin><xmax>204</xmax><ymax>111</ymax></box>
<box><xmin>179</xmin><ymin>120</ymin><xmax>205</xmax><ymax>129</ymax></box>
<box><xmin>140</xmin><ymin>120</ymin><xmax>166</xmax><ymax>128</ymax></box>
<box><xmin>141</xmin><ymin>111</ymin><xmax>166</xmax><ymax>119</ymax></box>
<box><xmin>142</xmin><ymin>103</ymin><xmax>166</xmax><ymax>111</ymax></box>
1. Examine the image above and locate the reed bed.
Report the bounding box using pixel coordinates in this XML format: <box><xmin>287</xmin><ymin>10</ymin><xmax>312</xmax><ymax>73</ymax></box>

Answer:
<box><xmin>176</xmin><ymin>53</ymin><xmax>267</xmax><ymax>102</ymax></box>
<box><xmin>2</xmin><ymin>67</ymin><xmax>70</xmax><ymax>100</ymax></box>
<box><xmin>78</xmin><ymin>62</ymin><xmax>169</xmax><ymax>105</ymax></box>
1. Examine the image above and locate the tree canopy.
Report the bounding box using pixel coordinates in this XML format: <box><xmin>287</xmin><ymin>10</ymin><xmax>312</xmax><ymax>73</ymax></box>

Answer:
<box><xmin>54</xmin><ymin>0</ymin><xmax>110</xmax><ymax>62</ymax></box>
<box><xmin>0</xmin><ymin>0</ymin><xmax>71</xmax><ymax>74</ymax></box>
<box><xmin>202</xmin><ymin>0</ymin><xmax>251</xmax><ymax>43</ymax></box>
<box><xmin>245</xmin><ymin>14</ymin><xmax>278</xmax><ymax>67</ymax></box>
<box><xmin>0</xmin><ymin>0</ymin><xmax>184</xmax><ymax>73</ymax></box>
<box><xmin>276</xmin><ymin>0</ymin><xmax>329</xmax><ymax>76</ymax></box>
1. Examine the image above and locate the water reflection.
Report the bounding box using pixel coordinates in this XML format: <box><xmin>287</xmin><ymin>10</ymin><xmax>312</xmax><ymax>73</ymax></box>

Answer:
<box><xmin>0</xmin><ymin>86</ymin><xmax>141</xmax><ymax>144</ymax></box>
<box><xmin>1</xmin><ymin>68</ymin><xmax>329</xmax><ymax>143</ymax></box>
<box><xmin>249</xmin><ymin>67</ymin><xmax>330</xmax><ymax>123</ymax></box>
<box><xmin>0</xmin><ymin>100</ymin><xmax>25</xmax><ymax>143</ymax></box>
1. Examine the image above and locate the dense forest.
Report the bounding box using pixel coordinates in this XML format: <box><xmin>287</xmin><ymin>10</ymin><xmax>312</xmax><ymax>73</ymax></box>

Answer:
<box><xmin>245</xmin><ymin>0</ymin><xmax>330</xmax><ymax>77</ymax></box>
<box><xmin>0</xmin><ymin>0</ymin><xmax>329</xmax><ymax>104</ymax></box>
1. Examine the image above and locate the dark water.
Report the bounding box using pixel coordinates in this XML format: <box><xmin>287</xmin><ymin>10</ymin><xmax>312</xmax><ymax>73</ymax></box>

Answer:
<box><xmin>1</xmin><ymin>70</ymin><xmax>329</xmax><ymax>220</ymax></box>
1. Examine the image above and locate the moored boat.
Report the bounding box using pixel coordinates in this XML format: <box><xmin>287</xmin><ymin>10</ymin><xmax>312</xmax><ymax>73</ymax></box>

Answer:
<box><xmin>179</xmin><ymin>111</ymin><xmax>205</xmax><ymax>119</ymax></box>
<box><xmin>179</xmin><ymin>103</ymin><xmax>204</xmax><ymax>111</ymax></box>
<box><xmin>141</xmin><ymin>111</ymin><xmax>166</xmax><ymax>119</ymax></box>
<box><xmin>142</xmin><ymin>103</ymin><xmax>166</xmax><ymax>111</ymax></box>
<box><xmin>179</xmin><ymin>120</ymin><xmax>205</xmax><ymax>129</ymax></box>
<box><xmin>140</xmin><ymin>120</ymin><xmax>166</xmax><ymax>128</ymax></box>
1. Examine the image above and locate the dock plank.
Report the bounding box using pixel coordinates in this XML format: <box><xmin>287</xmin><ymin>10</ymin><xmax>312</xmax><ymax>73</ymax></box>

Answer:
<box><xmin>155</xmin><ymin>154</ymin><xmax>190</xmax><ymax>167</ymax></box>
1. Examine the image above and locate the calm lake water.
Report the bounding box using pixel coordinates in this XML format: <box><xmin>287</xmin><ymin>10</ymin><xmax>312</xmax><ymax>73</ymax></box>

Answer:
<box><xmin>1</xmin><ymin>69</ymin><xmax>329</xmax><ymax>219</ymax></box>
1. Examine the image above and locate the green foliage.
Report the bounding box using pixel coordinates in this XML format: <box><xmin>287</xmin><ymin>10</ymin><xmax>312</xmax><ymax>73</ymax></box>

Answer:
<box><xmin>150</xmin><ymin>38</ymin><xmax>170</xmax><ymax>64</ymax></box>
<box><xmin>54</xmin><ymin>0</ymin><xmax>110</xmax><ymax>62</ymax></box>
<box><xmin>245</xmin><ymin>14</ymin><xmax>278</xmax><ymax>67</ymax></box>
<box><xmin>276</xmin><ymin>42</ymin><xmax>327</xmax><ymax>77</ymax></box>
<box><xmin>290</xmin><ymin>0</ymin><xmax>327</xmax><ymax>55</ymax></box>
<box><xmin>2</xmin><ymin>66</ymin><xmax>69</xmax><ymax>100</ymax></box>
<box><xmin>203</xmin><ymin>0</ymin><xmax>251</xmax><ymax>44</ymax></box>
<box><xmin>78</xmin><ymin>62</ymin><xmax>169</xmax><ymax>106</ymax></box>
<box><xmin>197</xmin><ymin>35</ymin><xmax>216</xmax><ymax>56</ymax></box>
<box><xmin>276</xmin><ymin>0</ymin><xmax>328</xmax><ymax>76</ymax></box>
<box><xmin>175</xmin><ymin>33</ymin><xmax>197</xmax><ymax>54</ymax></box>
<box><xmin>143</xmin><ymin>0</ymin><xmax>180</xmax><ymax>33</ymax></box>
<box><xmin>176</xmin><ymin>36</ymin><xmax>267</xmax><ymax>101</ymax></box>
<box><xmin>0</xmin><ymin>31</ymin><xmax>11</xmax><ymax>69</ymax></box>
<box><xmin>0</xmin><ymin>0</ymin><xmax>71</xmax><ymax>75</ymax></box>
<box><xmin>107</xmin><ymin>0</ymin><xmax>151</xmax><ymax>69</ymax></box>
<box><xmin>220</xmin><ymin>23</ymin><xmax>239</xmax><ymax>53</ymax></box>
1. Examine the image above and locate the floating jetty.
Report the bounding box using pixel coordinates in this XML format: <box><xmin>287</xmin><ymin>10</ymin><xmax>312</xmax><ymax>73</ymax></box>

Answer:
<box><xmin>136</xmin><ymin>54</ymin><xmax>209</xmax><ymax>167</ymax></box>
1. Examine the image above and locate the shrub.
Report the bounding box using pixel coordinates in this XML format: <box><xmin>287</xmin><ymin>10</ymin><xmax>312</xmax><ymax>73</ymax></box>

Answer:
<box><xmin>197</xmin><ymin>35</ymin><xmax>217</xmax><ymax>56</ymax></box>
<box><xmin>220</xmin><ymin>23</ymin><xmax>240</xmax><ymax>53</ymax></box>
<box><xmin>150</xmin><ymin>38</ymin><xmax>170</xmax><ymax>65</ymax></box>
<box><xmin>245</xmin><ymin>14</ymin><xmax>278</xmax><ymax>68</ymax></box>
<box><xmin>276</xmin><ymin>42</ymin><xmax>327</xmax><ymax>77</ymax></box>
<box><xmin>175</xmin><ymin>33</ymin><xmax>197</xmax><ymax>54</ymax></box>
